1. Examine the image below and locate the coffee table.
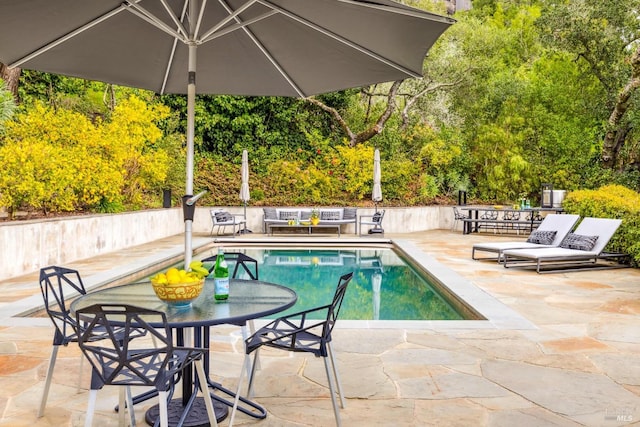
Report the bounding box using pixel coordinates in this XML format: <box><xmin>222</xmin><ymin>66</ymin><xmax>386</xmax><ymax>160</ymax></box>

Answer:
<box><xmin>267</xmin><ymin>223</ymin><xmax>341</xmax><ymax>236</ymax></box>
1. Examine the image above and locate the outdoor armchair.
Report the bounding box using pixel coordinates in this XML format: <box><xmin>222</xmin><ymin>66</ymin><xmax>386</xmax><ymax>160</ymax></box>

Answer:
<box><xmin>359</xmin><ymin>210</ymin><xmax>385</xmax><ymax>235</ymax></box>
<box><xmin>75</xmin><ymin>303</ymin><xmax>217</xmax><ymax>427</ymax></box>
<box><xmin>228</xmin><ymin>272</ymin><xmax>354</xmax><ymax>427</ymax></box>
<box><xmin>210</xmin><ymin>209</ymin><xmax>246</xmax><ymax>236</ymax></box>
<box><xmin>37</xmin><ymin>266</ymin><xmax>144</xmax><ymax>418</ymax></box>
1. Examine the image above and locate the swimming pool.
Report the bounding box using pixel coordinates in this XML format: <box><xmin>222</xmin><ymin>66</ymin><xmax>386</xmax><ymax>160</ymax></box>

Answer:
<box><xmin>196</xmin><ymin>247</ymin><xmax>470</xmax><ymax>321</ymax></box>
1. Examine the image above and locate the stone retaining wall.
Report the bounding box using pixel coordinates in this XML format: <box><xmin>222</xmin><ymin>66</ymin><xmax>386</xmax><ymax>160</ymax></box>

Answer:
<box><xmin>1</xmin><ymin>205</ymin><xmax>453</xmax><ymax>281</ymax></box>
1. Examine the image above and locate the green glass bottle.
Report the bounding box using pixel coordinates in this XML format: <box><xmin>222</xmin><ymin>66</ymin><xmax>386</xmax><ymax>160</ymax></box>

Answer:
<box><xmin>213</xmin><ymin>248</ymin><xmax>229</xmax><ymax>300</ymax></box>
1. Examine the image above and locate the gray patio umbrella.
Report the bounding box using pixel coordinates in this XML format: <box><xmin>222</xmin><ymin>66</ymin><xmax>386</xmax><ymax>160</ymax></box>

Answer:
<box><xmin>239</xmin><ymin>149</ymin><xmax>251</xmax><ymax>233</ymax></box>
<box><xmin>0</xmin><ymin>0</ymin><xmax>454</xmax><ymax>266</ymax></box>
<box><xmin>372</xmin><ymin>148</ymin><xmax>383</xmax><ymax>212</ymax></box>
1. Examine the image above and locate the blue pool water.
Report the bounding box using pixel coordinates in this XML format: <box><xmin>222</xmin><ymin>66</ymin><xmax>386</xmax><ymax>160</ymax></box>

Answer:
<box><xmin>201</xmin><ymin>248</ymin><xmax>465</xmax><ymax>321</ymax></box>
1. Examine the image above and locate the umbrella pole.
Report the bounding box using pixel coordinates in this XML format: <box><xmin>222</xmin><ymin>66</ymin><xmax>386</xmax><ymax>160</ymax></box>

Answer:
<box><xmin>184</xmin><ymin>42</ymin><xmax>197</xmax><ymax>267</ymax></box>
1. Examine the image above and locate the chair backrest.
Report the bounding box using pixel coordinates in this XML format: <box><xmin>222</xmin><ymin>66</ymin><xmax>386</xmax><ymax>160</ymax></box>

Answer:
<box><xmin>503</xmin><ymin>211</ymin><xmax>520</xmax><ymax>221</ymax></box>
<box><xmin>453</xmin><ymin>207</ymin><xmax>466</xmax><ymax>220</ymax></box>
<box><xmin>571</xmin><ymin>217</ymin><xmax>622</xmax><ymax>254</ymax></box>
<box><xmin>481</xmin><ymin>210</ymin><xmax>498</xmax><ymax>220</ymax></box>
<box><xmin>76</xmin><ymin>304</ymin><xmax>175</xmax><ymax>389</ymax></box>
<box><xmin>321</xmin><ymin>272</ymin><xmax>353</xmax><ymax>343</ymax></box>
<box><xmin>202</xmin><ymin>252</ymin><xmax>258</xmax><ymax>280</ymax></box>
<box><xmin>39</xmin><ymin>266</ymin><xmax>87</xmax><ymax>345</ymax></box>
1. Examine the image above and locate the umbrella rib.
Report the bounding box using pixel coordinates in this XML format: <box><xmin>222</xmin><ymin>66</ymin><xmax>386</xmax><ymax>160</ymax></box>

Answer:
<box><xmin>338</xmin><ymin>0</ymin><xmax>455</xmax><ymax>24</ymax></box>
<box><xmin>193</xmin><ymin>0</ymin><xmax>208</xmax><ymax>39</ymax></box>
<box><xmin>159</xmin><ymin>0</ymin><xmax>189</xmax><ymax>39</ymax></box>
<box><xmin>200</xmin><ymin>11</ymin><xmax>277</xmax><ymax>44</ymax></box>
<box><xmin>210</xmin><ymin>0</ymin><xmax>306</xmax><ymax>97</ymax></box>
<box><xmin>9</xmin><ymin>2</ymin><xmax>134</xmax><ymax>68</ymax></box>
<box><xmin>124</xmin><ymin>1</ymin><xmax>187</xmax><ymax>42</ymax></box>
<box><xmin>160</xmin><ymin>1</ymin><xmax>190</xmax><ymax>94</ymax></box>
<box><xmin>257</xmin><ymin>0</ymin><xmax>423</xmax><ymax>79</ymax></box>
<box><xmin>199</xmin><ymin>0</ymin><xmax>260</xmax><ymax>42</ymax></box>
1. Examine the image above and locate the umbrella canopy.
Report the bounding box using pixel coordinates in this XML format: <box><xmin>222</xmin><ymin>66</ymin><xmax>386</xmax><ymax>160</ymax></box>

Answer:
<box><xmin>0</xmin><ymin>0</ymin><xmax>454</xmax><ymax>265</ymax></box>
<box><xmin>0</xmin><ymin>0</ymin><xmax>454</xmax><ymax>97</ymax></box>
<box><xmin>372</xmin><ymin>148</ymin><xmax>383</xmax><ymax>210</ymax></box>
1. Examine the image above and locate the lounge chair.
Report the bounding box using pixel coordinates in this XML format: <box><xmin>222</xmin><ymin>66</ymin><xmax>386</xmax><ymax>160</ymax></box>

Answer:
<box><xmin>501</xmin><ymin>217</ymin><xmax>625</xmax><ymax>273</ymax></box>
<box><xmin>471</xmin><ymin>214</ymin><xmax>580</xmax><ymax>262</ymax></box>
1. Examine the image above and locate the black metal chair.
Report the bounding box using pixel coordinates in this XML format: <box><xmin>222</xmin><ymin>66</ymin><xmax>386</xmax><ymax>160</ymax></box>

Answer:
<box><xmin>75</xmin><ymin>303</ymin><xmax>218</xmax><ymax>427</ymax></box>
<box><xmin>202</xmin><ymin>252</ymin><xmax>258</xmax><ymax>281</ymax></box>
<box><xmin>201</xmin><ymin>253</ymin><xmax>259</xmax><ymax>337</ymax></box>
<box><xmin>38</xmin><ymin>266</ymin><xmax>125</xmax><ymax>417</ymax></box>
<box><xmin>451</xmin><ymin>206</ymin><xmax>469</xmax><ymax>231</ymax></box>
<box><xmin>229</xmin><ymin>272</ymin><xmax>354</xmax><ymax>427</ymax></box>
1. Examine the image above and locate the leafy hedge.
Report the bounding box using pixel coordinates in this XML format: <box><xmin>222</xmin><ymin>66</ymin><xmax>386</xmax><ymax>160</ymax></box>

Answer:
<box><xmin>562</xmin><ymin>185</ymin><xmax>640</xmax><ymax>266</ymax></box>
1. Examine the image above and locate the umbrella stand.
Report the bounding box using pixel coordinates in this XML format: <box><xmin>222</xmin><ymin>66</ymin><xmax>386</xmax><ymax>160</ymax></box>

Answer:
<box><xmin>238</xmin><ymin>201</ymin><xmax>252</xmax><ymax>234</ymax></box>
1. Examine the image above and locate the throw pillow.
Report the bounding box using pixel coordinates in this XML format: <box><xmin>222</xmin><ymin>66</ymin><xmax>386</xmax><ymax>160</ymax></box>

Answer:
<box><xmin>214</xmin><ymin>211</ymin><xmax>233</xmax><ymax>222</ymax></box>
<box><xmin>372</xmin><ymin>212</ymin><xmax>383</xmax><ymax>223</ymax></box>
<box><xmin>263</xmin><ymin>208</ymin><xmax>277</xmax><ymax>220</ymax></box>
<box><xmin>278</xmin><ymin>210</ymin><xmax>299</xmax><ymax>220</ymax></box>
<box><xmin>560</xmin><ymin>233</ymin><xmax>599</xmax><ymax>251</ymax></box>
<box><xmin>526</xmin><ymin>230</ymin><xmax>557</xmax><ymax>245</ymax></box>
<box><xmin>320</xmin><ymin>210</ymin><xmax>342</xmax><ymax>220</ymax></box>
<box><xmin>343</xmin><ymin>207</ymin><xmax>357</xmax><ymax>220</ymax></box>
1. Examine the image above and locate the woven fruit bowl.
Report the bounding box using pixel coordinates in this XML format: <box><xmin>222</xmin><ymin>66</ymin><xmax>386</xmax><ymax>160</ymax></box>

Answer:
<box><xmin>150</xmin><ymin>264</ymin><xmax>209</xmax><ymax>307</ymax></box>
<box><xmin>151</xmin><ymin>279</ymin><xmax>205</xmax><ymax>307</ymax></box>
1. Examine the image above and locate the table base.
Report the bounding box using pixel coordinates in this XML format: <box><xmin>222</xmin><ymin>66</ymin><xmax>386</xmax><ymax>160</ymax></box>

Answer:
<box><xmin>145</xmin><ymin>397</ymin><xmax>228</xmax><ymax>427</ymax></box>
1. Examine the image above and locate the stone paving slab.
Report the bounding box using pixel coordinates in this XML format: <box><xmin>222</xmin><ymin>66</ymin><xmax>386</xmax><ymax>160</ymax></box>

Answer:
<box><xmin>0</xmin><ymin>230</ymin><xmax>639</xmax><ymax>426</ymax></box>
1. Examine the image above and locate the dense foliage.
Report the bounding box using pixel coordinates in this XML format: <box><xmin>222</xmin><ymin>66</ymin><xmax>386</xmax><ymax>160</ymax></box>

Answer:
<box><xmin>1</xmin><ymin>0</ymin><xmax>640</xmax><ymax>217</ymax></box>
<box><xmin>563</xmin><ymin>185</ymin><xmax>640</xmax><ymax>265</ymax></box>
<box><xmin>0</xmin><ymin>97</ymin><xmax>176</xmax><ymax>216</ymax></box>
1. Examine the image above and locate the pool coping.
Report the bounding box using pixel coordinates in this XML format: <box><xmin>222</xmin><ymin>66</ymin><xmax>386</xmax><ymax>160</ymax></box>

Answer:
<box><xmin>216</xmin><ymin>237</ymin><xmax>536</xmax><ymax>330</ymax></box>
<box><xmin>4</xmin><ymin>235</ymin><xmax>536</xmax><ymax>331</ymax></box>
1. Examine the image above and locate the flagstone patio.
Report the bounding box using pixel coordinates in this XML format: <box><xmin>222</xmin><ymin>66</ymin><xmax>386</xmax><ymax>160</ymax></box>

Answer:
<box><xmin>0</xmin><ymin>229</ymin><xmax>638</xmax><ymax>426</ymax></box>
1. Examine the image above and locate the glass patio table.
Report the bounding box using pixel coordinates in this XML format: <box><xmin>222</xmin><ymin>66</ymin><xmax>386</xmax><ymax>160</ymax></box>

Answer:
<box><xmin>71</xmin><ymin>278</ymin><xmax>297</xmax><ymax>426</ymax></box>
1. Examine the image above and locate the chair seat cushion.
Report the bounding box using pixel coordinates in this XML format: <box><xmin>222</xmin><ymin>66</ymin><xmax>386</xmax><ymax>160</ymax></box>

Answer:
<box><xmin>526</xmin><ymin>230</ymin><xmax>557</xmax><ymax>245</ymax></box>
<box><xmin>560</xmin><ymin>233</ymin><xmax>599</xmax><ymax>251</ymax></box>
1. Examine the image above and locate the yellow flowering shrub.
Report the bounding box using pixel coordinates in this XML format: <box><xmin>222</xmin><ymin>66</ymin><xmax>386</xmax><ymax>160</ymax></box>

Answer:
<box><xmin>0</xmin><ymin>96</ymin><xmax>171</xmax><ymax>215</ymax></box>
<box><xmin>563</xmin><ymin>185</ymin><xmax>640</xmax><ymax>265</ymax></box>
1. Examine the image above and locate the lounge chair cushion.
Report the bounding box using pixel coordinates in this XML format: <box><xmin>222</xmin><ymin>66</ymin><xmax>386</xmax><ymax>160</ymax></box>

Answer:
<box><xmin>560</xmin><ymin>233</ymin><xmax>599</xmax><ymax>251</ymax></box>
<box><xmin>214</xmin><ymin>211</ymin><xmax>234</xmax><ymax>222</ymax></box>
<box><xmin>526</xmin><ymin>230</ymin><xmax>557</xmax><ymax>245</ymax></box>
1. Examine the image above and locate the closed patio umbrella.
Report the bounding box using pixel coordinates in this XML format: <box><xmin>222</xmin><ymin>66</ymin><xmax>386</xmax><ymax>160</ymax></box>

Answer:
<box><xmin>372</xmin><ymin>148</ymin><xmax>383</xmax><ymax>212</ymax></box>
<box><xmin>0</xmin><ymin>0</ymin><xmax>454</xmax><ymax>267</ymax></box>
<box><xmin>239</xmin><ymin>149</ymin><xmax>251</xmax><ymax>233</ymax></box>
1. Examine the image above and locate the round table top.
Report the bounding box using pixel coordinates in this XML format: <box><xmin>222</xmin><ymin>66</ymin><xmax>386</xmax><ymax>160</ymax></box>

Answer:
<box><xmin>70</xmin><ymin>279</ymin><xmax>297</xmax><ymax>328</ymax></box>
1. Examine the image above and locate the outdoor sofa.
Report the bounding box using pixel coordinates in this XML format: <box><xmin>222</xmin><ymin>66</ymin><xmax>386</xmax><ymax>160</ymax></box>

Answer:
<box><xmin>262</xmin><ymin>207</ymin><xmax>358</xmax><ymax>234</ymax></box>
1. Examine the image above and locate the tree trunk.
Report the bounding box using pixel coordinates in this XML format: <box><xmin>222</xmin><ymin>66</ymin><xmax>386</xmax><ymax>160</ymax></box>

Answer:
<box><xmin>306</xmin><ymin>80</ymin><xmax>403</xmax><ymax>147</ymax></box>
<box><xmin>0</xmin><ymin>62</ymin><xmax>21</xmax><ymax>103</ymax></box>
<box><xmin>602</xmin><ymin>45</ymin><xmax>640</xmax><ymax>168</ymax></box>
